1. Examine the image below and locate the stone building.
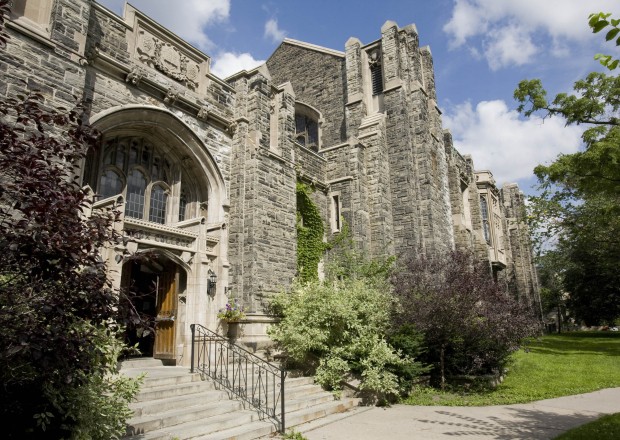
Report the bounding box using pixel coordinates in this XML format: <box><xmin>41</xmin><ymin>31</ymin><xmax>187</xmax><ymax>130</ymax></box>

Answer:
<box><xmin>1</xmin><ymin>0</ymin><xmax>540</xmax><ymax>365</ymax></box>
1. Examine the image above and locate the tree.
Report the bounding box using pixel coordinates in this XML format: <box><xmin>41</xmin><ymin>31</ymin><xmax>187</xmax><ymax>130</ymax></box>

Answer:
<box><xmin>536</xmin><ymin>250</ymin><xmax>568</xmax><ymax>332</ymax></box>
<box><xmin>514</xmin><ymin>12</ymin><xmax>620</xmax><ymax>326</ymax></box>
<box><xmin>589</xmin><ymin>12</ymin><xmax>620</xmax><ymax>70</ymax></box>
<box><xmin>0</xmin><ymin>88</ymin><xmax>140</xmax><ymax>438</ymax></box>
<box><xmin>391</xmin><ymin>250</ymin><xmax>539</xmax><ymax>389</ymax></box>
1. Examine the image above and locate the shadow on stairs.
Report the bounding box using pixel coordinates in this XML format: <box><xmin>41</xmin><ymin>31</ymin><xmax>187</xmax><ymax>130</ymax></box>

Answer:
<box><xmin>120</xmin><ymin>358</ymin><xmax>358</xmax><ymax>440</ymax></box>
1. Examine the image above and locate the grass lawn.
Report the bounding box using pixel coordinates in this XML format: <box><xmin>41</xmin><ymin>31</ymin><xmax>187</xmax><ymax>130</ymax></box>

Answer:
<box><xmin>404</xmin><ymin>332</ymin><xmax>620</xmax><ymax>406</ymax></box>
<box><xmin>553</xmin><ymin>413</ymin><xmax>620</xmax><ymax>440</ymax></box>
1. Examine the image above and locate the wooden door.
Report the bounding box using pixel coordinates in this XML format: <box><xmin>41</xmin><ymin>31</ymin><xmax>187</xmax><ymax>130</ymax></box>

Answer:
<box><xmin>154</xmin><ymin>270</ymin><xmax>177</xmax><ymax>359</ymax></box>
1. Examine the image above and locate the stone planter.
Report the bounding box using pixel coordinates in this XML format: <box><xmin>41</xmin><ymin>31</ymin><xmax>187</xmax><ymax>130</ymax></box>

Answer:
<box><xmin>226</xmin><ymin>321</ymin><xmax>241</xmax><ymax>341</ymax></box>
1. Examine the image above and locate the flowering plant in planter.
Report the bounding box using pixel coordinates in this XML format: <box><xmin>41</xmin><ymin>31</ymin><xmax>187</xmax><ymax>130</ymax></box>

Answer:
<box><xmin>217</xmin><ymin>298</ymin><xmax>246</xmax><ymax>322</ymax></box>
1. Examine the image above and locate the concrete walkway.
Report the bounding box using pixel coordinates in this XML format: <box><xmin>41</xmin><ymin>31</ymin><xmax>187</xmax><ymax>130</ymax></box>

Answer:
<box><xmin>298</xmin><ymin>387</ymin><xmax>620</xmax><ymax>440</ymax></box>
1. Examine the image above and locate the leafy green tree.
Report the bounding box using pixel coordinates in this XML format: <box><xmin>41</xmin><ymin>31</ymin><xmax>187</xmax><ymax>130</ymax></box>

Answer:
<box><xmin>514</xmin><ymin>12</ymin><xmax>620</xmax><ymax>326</ymax></box>
<box><xmin>536</xmin><ymin>251</ymin><xmax>568</xmax><ymax>332</ymax></box>
<box><xmin>589</xmin><ymin>12</ymin><xmax>620</xmax><ymax>70</ymax></box>
<box><xmin>558</xmin><ymin>196</ymin><xmax>620</xmax><ymax>326</ymax></box>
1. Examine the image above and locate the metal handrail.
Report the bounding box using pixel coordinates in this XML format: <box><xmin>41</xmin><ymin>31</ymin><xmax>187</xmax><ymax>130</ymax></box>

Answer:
<box><xmin>190</xmin><ymin>324</ymin><xmax>287</xmax><ymax>432</ymax></box>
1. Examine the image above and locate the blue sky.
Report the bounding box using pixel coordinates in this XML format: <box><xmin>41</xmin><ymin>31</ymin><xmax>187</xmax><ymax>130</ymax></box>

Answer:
<box><xmin>97</xmin><ymin>0</ymin><xmax>620</xmax><ymax>194</ymax></box>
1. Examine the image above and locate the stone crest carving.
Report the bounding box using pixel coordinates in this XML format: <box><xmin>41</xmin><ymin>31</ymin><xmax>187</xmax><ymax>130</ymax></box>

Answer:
<box><xmin>137</xmin><ymin>29</ymin><xmax>200</xmax><ymax>91</ymax></box>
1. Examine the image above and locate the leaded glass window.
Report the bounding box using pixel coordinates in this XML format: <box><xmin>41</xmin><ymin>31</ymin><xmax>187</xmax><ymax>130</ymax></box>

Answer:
<box><xmin>99</xmin><ymin>169</ymin><xmax>123</xmax><ymax>199</ymax></box>
<box><xmin>295</xmin><ymin>114</ymin><xmax>319</xmax><ymax>151</ymax></box>
<box><xmin>149</xmin><ymin>185</ymin><xmax>167</xmax><ymax>224</ymax></box>
<box><xmin>126</xmin><ymin>169</ymin><xmax>146</xmax><ymax>219</ymax></box>
<box><xmin>98</xmin><ymin>136</ymin><xmax>199</xmax><ymax>225</ymax></box>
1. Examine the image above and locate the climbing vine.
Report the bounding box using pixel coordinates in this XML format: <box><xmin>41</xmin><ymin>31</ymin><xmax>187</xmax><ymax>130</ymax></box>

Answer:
<box><xmin>296</xmin><ymin>181</ymin><xmax>327</xmax><ymax>283</ymax></box>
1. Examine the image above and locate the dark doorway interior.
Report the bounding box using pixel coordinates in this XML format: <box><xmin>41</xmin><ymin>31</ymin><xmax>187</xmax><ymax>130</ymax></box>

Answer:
<box><xmin>124</xmin><ymin>261</ymin><xmax>159</xmax><ymax>357</ymax></box>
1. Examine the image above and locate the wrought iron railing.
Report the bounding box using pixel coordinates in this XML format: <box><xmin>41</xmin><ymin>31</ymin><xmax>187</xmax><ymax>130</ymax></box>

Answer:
<box><xmin>190</xmin><ymin>324</ymin><xmax>287</xmax><ymax>432</ymax></box>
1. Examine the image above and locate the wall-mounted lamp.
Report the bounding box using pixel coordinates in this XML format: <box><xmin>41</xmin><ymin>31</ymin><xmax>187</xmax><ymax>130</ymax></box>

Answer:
<box><xmin>207</xmin><ymin>269</ymin><xmax>217</xmax><ymax>297</ymax></box>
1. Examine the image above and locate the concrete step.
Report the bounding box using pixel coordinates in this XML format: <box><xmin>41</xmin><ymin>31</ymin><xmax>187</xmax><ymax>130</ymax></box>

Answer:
<box><xmin>126</xmin><ymin>408</ymin><xmax>259</xmax><ymax>439</ymax></box>
<box><xmin>195</xmin><ymin>419</ymin><xmax>276</xmax><ymax>440</ymax></box>
<box><xmin>120</xmin><ymin>358</ymin><xmax>165</xmax><ymax>370</ymax></box>
<box><xmin>130</xmin><ymin>388</ymin><xmax>230</xmax><ymax>417</ymax></box>
<box><xmin>136</xmin><ymin>380</ymin><xmax>217</xmax><ymax>402</ymax></box>
<box><xmin>284</xmin><ymin>398</ymin><xmax>358</xmax><ymax>427</ymax></box>
<box><xmin>284</xmin><ymin>392</ymin><xmax>336</xmax><ymax>412</ymax></box>
<box><xmin>127</xmin><ymin>399</ymin><xmax>243</xmax><ymax>435</ymax></box>
<box><xmin>122</xmin><ymin>364</ymin><xmax>358</xmax><ymax>440</ymax></box>
<box><xmin>124</xmin><ymin>367</ymin><xmax>200</xmax><ymax>388</ymax></box>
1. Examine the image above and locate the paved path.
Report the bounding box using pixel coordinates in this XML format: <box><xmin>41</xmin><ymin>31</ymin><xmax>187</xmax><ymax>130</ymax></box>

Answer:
<box><xmin>299</xmin><ymin>387</ymin><xmax>620</xmax><ymax>440</ymax></box>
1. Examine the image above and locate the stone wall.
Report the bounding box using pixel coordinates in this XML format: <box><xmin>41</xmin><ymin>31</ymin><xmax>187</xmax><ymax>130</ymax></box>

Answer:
<box><xmin>266</xmin><ymin>41</ymin><xmax>347</xmax><ymax>147</ymax></box>
<box><xmin>226</xmin><ymin>69</ymin><xmax>299</xmax><ymax>313</ymax></box>
<box><xmin>502</xmin><ymin>183</ymin><xmax>541</xmax><ymax>311</ymax></box>
<box><xmin>2</xmin><ymin>4</ymin><xmax>542</xmax><ymax>349</ymax></box>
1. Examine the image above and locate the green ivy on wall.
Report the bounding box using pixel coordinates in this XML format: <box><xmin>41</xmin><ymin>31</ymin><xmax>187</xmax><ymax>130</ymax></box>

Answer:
<box><xmin>296</xmin><ymin>181</ymin><xmax>327</xmax><ymax>283</ymax></box>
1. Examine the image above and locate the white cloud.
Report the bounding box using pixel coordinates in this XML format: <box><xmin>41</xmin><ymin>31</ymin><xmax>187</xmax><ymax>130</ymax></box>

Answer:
<box><xmin>443</xmin><ymin>100</ymin><xmax>583</xmax><ymax>184</ymax></box>
<box><xmin>98</xmin><ymin>0</ymin><xmax>230</xmax><ymax>50</ymax></box>
<box><xmin>443</xmin><ymin>0</ymin><xmax>620</xmax><ymax>69</ymax></box>
<box><xmin>264</xmin><ymin>19</ymin><xmax>287</xmax><ymax>43</ymax></box>
<box><xmin>211</xmin><ymin>52</ymin><xmax>264</xmax><ymax>79</ymax></box>
<box><xmin>484</xmin><ymin>24</ymin><xmax>538</xmax><ymax>70</ymax></box>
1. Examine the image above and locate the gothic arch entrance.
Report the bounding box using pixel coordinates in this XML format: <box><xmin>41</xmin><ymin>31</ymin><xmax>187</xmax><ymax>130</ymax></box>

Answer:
<box><xmin>86</xmin><ymin>105</ymin><xmax>230</xmax><ymax>366</ymax></box>
<box><xmin>122</xmin><ymin>253</ymin><xmax>187</xmax><ymax>360</ymax></box>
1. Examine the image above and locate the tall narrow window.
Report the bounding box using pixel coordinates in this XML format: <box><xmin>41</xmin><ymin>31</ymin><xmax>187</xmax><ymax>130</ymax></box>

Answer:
<box><xmin>331</xmin><ymin>195</ymin><xmax>341</xmax><ymax>232</ymax></box>
<box><xmin>126</xmin><ymin>169</ymin><xmax>147</xmax><ymax>219</ymax></box>
<box><xmin>178</xmin><ymin>189</ymin><xmax>188</xmax><ymax>222</ymax></box>
<box><xmin>295</xmin><ymin>114</ymin><xmax>319</xmax><ymax>151</ymax></box>
<box><xmin>368</xmin><ymin>49</ymin><xmax>383</xmax><ymax>96</ymax></box>
<box><xmin>149</xmin><ymin>185</ymin><xmax>167</xmax><ymax>224</ymax></box>
<box><xmin>370</xmin><ymin>63</ymin><xmax>383</xmax><ymax>96</ymax></box>
<box><xmin>480</xmin><ymin>196</ymin><xmax>490</xmax><ymax>243</ymax></box>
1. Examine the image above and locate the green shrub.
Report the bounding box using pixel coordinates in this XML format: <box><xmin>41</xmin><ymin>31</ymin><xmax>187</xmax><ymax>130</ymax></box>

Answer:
<box><xmin>269</xmin><ymin>279</ymin><xmax>424</xmax><ymax>397</ymax></box>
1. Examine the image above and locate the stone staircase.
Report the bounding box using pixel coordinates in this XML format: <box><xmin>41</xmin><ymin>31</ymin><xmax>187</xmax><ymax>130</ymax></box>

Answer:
<box><xmin>121</xmin><ymin>358</ymin><xmax>357</xmax><ymax>440</ymax></box>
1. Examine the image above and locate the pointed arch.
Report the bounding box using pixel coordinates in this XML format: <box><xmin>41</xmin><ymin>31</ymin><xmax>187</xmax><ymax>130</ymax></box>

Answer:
<box><xmin>88</xmin><ymin>105</ymin><xmax>227</xmax><ymax>225</ymax></box>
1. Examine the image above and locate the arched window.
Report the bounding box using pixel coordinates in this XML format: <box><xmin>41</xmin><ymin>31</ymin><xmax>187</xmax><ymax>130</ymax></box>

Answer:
<box><xmin>294</xmin><ymin>103</ymin><xmax>321</xmax><ymax>152</ymax></box>
<box><xmin>97</xmin><ymin>136</ymin><xmax>195</xmax><ymax>224</ymax></box>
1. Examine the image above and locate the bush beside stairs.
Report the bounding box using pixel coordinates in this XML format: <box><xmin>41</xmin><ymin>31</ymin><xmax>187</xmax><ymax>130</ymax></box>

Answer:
<box><xmin>121</xmin><ymin>358</ymin><xmax>357</xmax><ymax>440</ymax></box>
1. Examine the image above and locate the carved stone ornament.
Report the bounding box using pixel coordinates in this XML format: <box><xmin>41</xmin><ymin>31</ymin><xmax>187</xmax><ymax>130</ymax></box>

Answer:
<box><xmin>84</xmin><ymin>44</ymin><xmax>101</xmax><ymax>65</ymax></box>
<box><xmin>136</xmin><ymin>29</ymin><xmax>200</xmax><ymax>91</ymax></box>
<box><xmin>367</xmin><ymin>48</ymin><xmax>381</xmax><ymax>68</ymax></box>
<box><xmin>197</xmin><ymin>105</ymin><xmax>210</xmax><ymax>121</ymax></box>
<box><xmin>125</xmin><ymin>67</ymin><xmax>145</xmax><ymax>86</ymax></box>
<box><xmin>163</xmin><ymin>88</ymin><xmax>179</xmax><ymax>105</ymax></box>
<box><xmin>227</xmin><ymin>121</ymin><xmax>238</xmax><ymax>136</ymax></box>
